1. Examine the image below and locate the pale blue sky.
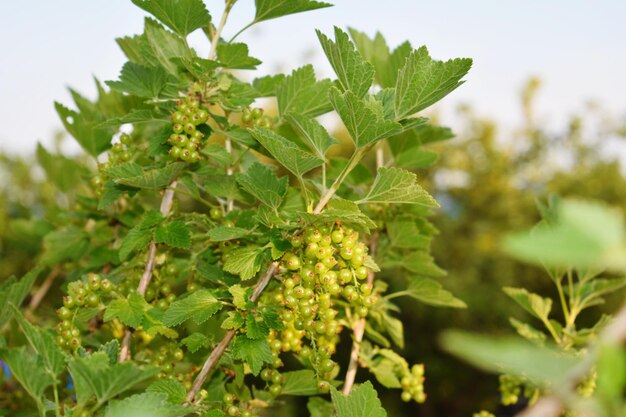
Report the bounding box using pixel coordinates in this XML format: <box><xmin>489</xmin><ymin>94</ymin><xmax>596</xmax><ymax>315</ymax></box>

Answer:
<box><xmin>1</xmin><ymin>1</ymin><xmax>626</xmax><ymax>154</ymax></box>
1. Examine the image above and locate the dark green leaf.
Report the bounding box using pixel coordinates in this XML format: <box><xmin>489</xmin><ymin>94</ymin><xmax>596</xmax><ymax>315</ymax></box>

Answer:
<box><xmin>155</xmin><ymin>220</ymin><xmax>191</xmax><ymax>249</ymax></box>
<box><xmin>276</xmin><ymin>65</ymin><xmax>333</xmax><ymax>117</ymax></box>
<box><xmin>208</xmin><ymin>226</ymin><xmax>250</xmax><ymax>242</ymax></box>
<box><xmin>331</xmin><ymin>381</ymin><xmax>386</xmax><ymax>417</ymax></box>
<box><xmin>217</xmin><ymin>43</ymin><xmax>262</xmax><ymax>69</ymax></box>
<box><xmin>231</xmin><ymin>335</ymin><xmax>272</xmax><ymax>375</ymax></box>
<box><xmin>163</xmin><ymin>289</ymin><xmax>222</xmax><ymax>326</ymax></box>
<box><xmin>253</xmin><ymin>0</ymin><xmax>331</xmax><ymax>24</ymax></box>
<box><xmin>285</xmin><ymin>113</ymin><xmax>337</xmax><ymax>160</ymax></box>
<box><xmin>115</xmin><ymin>162</ymin><xmax>185</xmax><ymax>189</ymax></box>
<box><xmin>106</xmin><ymin>62</ymin><xmax>180</xmax><ymax>98</ymax></box>
<box><xmin>131</xmin><ymin>0</ymin><xmax>211</xmax><ymax>36</ymax></box>
<box><xmin>237</xmin><ymin>162</ymin><xmax>288</xmax><ymax>209</ymax></box>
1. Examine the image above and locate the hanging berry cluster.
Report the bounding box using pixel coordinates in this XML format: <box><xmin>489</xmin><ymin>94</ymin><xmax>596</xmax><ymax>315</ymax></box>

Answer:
<box><xmin>168</xmin><ymin>95</ymin><xmax>208</xmax><ymax>162</ymax></box>
<box><xmin>241</xmin><ymin>107</ymin><xmax>273</xmax><ymax>129</ymax></box>
<box><xmin>55</xmin><ymin>274</ymin><xmax>114</xmax><ymax>351</ymax></box>
<box><xmin>91</xmin><ymin>133</ymin><xmax>133</xmax><ymax>196</ymax></box>
<box><xmin>259</xmin><ymin>223</ymin><xmax>377</xmax><ymax>395</ymax></box>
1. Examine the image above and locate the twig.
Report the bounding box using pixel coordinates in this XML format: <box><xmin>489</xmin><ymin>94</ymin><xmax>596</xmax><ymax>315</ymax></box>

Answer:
<box><xmin>186</xmin><ymin>262</ymin><xmax>279</xmax><ymax>403</ymax></box>
<box><xmin>119</xmin><ymin>182</ymin><xmax>178</xmax><ymax>362</ymax></box>
<box><xmin>208</xmin><ymin>0</ymin><xmax>235</xmax><ymax>61</ymax></box>
<box><xmin>26</xmin><ymin>266</ymin><xmax>62</xmax><ymax>318</ymax></box>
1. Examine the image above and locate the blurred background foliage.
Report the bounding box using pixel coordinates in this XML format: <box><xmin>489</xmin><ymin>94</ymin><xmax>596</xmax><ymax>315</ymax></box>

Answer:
<box><xmin>1</xmin><ymin>78</ymin><xmax>625</xmax><ymax>416</ymax></box>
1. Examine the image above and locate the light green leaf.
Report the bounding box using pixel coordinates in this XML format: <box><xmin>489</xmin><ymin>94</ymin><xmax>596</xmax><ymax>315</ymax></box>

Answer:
<box><xmin>42</xmin><ymin>226</ymin><xmax>89</xmax><ymax>266</ymax></box>
<box><xmin>181</xmin><ymin>333</ymin><xmax>211</xmax><ymax>353</ymax></box>
<box><xmin>237</xmin><ymin>162</ymin><xmax>288</xmax><ymax>209</ymax></box>
<box><xmin>222</xmin><ymin>311</ymin><xmax>245</xmax><ymax>330</ymax></box>
<box><xmin>105</xmin><ymin>392</ymin><xmax>188</xmax><ymax>417</ymax></box>
<box><xmin>68</xmin><ymin>352</ymin><xmax>159</xmax><ymax>406</ymax></box>
<box><xmin>440</xmin><ymin>331</ymin><xmax>579</xmax><ymax>386</ymax></box>
<box><xmin>395</xmin><ymin>147</ymin><xmax>438</xmax><ymax>169</ymax></box>
<box><xmin>329</xmin><ymin>88</ymin><xmax>401</xmax><ymax>149</ymax></box>
<box><xmin>317</xmin><ymin>27</ymin><xmax>374</xmax><ymax>98</ymax></box>
<box><xmin>100</xmin><ymin>109</ymin><xmax>170</xmax><ymax>127</ymax></box>
<box><xmin>207</xmin><ymin>226</ymin><xmax>250</xmax><ymax>242</ymax></box>
<box><xmin>142</xmin><ymin>18</ymin><xmax>194</xmax><ymax>74</ymax></box>
<box><xmin>504</xmin><ymin>199</ymin><xmax>626</xmax><ymax>270</ymax></box>
<box><xmin>115</xmin><ymin>162</ymin><xmax>185</xmax><ymax>189</ymax></box>
<box><xmin>253</xmin><ymin>0</ymin><xmax>331</xmax><ymax>24</ymax></box>
<box><xmin>285</xmin><ymin>113</ymin><xmax>337</xmax><ymax>160</ymax></box>
<box><xmin>229</xmin><ymin>285</ymin><xmax>250</xmax><ymax>310</ymax></box>
<box><xmin>217</xmin><ymin>43</ymin><xmax>261</xmax><ymax>69</ymax></box>
<box><xmin>252</xmin><ymin>74</ymin><xmax>286</xmax><ymax>97</ymax></box>
<box><xmin>106</xmin><ymin>161</ymin><xmax>144</xmax><ymax>179</ymax></box>
<box><xmin>146</xmin><ymin>380</ymin><xmax>187</xmax><ymax>404</ymax></box>
<box><xmin>155</xmin><ymin>220</ymin><xmax>191</xmax><ymax>249</ymax></box>
<box><xmin>119</xmin><ymin>226</ymin><xmax>153</xmax><ymax>261</ymax></box>
<box><xmin>401</xmin><ymin>278</ymin><xmax>466</xmax><ymax>308</ymax></box>
<box><xmin>395</xmin><ymin>47</ymin><xmax>472</xmax><ymax>119</ymax></box>
<box><xmin>276</xmin><ymin>65</ymin><xmax>333</xmax><ymax>117</ymax></box>
<box><xmin>331</xmin><ymin>381</ymin><xmax>386</xmax><ymax>417</ymax></box>
<box><xmin>163</xmin><ymin>289</ymin><xmax>222</xmax><ymax>326</ymax></box>
<box><xmin>509</xmin><ymin>318</ymin><xmax>546</xmax><ymax>345</ymax></box>
<box><xmin>104</xmin><ymin>292</ymin><xmax>148</xmax><ymax>328</ymax></box>
<box><xmin>282</xmin><ymin>370</ymin><xmax>319</xmax><ymax>396</ymax></box>
<box><xmin>36</xmin><ymin>143</ymin><xmax>86</xmax><ymax>192</ymax></box>
<box><xmin>308</xmin><ymin>397</ymin><xmax>335</xmax><ymax>417</ymax></box>
<box><xmin>12</xmin><ymin>307</ymin><xmax>65</xmax><ymax>378</ymax></box>
<box><xmin>503</xmin><ymin>287</ymin><xmax>552</xmax><ymax>322</ymax></box>
<box><xmin>223</xmin><ymin>246</ymin><xmax>265</xmax><ymax>281</ymax></box>
<box><xmin>576</xmin><ymin>277</ymin><xmax>626</xmax><ymax>310</ymax></box>
<box><xmin>231</xmin><ymin>335</ymin><xmax>273</xmax><ymax>376</ymax></box>
<box><xmin>0</xmin><ymin>348</ymin><xmax>53</xmax><ymax>404</ymax></box>
<box><xmin>250</xmin><ymin>127</ymin><xmax>323</xmax><ymax>178</ymax></box>
<box><xmin>131</xmin><ymin>0</ymin><xmax>211</xmax><ymax>36</ymax></box>
<box><xmin>0</xmin><ymin>267</ymin><xmax>41</xmax><ymax>325</ymax></box>
<box><xmin>358</xmin><ymin>167</ymin><xmax>438</xmax><ymax>206</ymax></box>
<box><xmin>106</xmin><ymin>62</ymin><xmax>180</xmax><ymax>98</ymax></box>
<box><xmin>54</xmin><ymin>102</ymin><xmax>113</xmax><ymax>157</ymax></box>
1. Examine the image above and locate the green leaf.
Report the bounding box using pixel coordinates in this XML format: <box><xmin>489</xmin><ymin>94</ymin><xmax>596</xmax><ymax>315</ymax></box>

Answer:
<box><xmin>253</xmin><ymin>0</ymin><xmax>331</xmax><ymax>24</ymax></box>
<box><xmin>252</xmin><ymin>74</ymin><xmax>286</xmax><ymax>97</ymax></box>
<box><xmin>358</xmin><ymin>167</ymin><xmax>438</xmax><ymax>206</ymax></box>
<box><xmin>115</xmin><ymin>162</ymin><xmax>185</xmax><ymax>189</ymax></box>
<box><xmin>276</xmin><ymin>65</ymin><xmax>333</xmax><ymax>117</ymax></box>
<box><xmin>509</xmin><ymin>318</ymin><xmax>546</xmax><ymax>345</ymax></box>
<box><xmin>131</xmin><ymin>0</ymin><xmax>210</xmax><ymax>36</ymax></box>
<box><xmin>317</xmin><ymin>27</ymin><xmax>374</xmax><ymax>98</ymax></box>
<box><xmin>163</xmin><ymin>290</ymin><xmax>222</xmax><ymax>326</ymax></box>
<box><xmin>250</xmin><ymin>127</ymin><xmax>323</xmax><ymax>179</ymax></box>
<box><xmin>401</xmin><ymin>278</ymin><xmax>466</xmax><ymax>308</ymax></box>
<box><xmin>395</xmin><ymin>147</ymin><xmax>439</xmax><ymax>169</ymax></box>
<box><xmin>36</xmin><ymin>144</ymin><xmax>86</xmax><ymax>192</ymax></box>
<box><xmin>236</xmin><ymin>162</ymin><xmax>288</xmax><ymax>210</ymax></box>
<box><xmin>223</xmin><ymin>246</ymin><xmax>265</xmax><ymax>281</ymax></box>
<box><xmin>42</xmin><ymin>226</ymin><xmax>89</xmax><ymax>266</ymax></box>
<box><xmin>285</xmin><ymin>113</ymin><xmax>337</xmax><ymax>160</ymax></box>
<box><xmin>503</xmin><ymin>287</ymin><xmax>552</xmax><ymax>322</ymax></box>
<box><xmin>104</xmin><ymin>292</ymin><xmax>148</xmax><ymax>328</ymax></box>
<box><xmin>181</xmin><ymin>333</ymin><xmax>211</xmax><ymax>353</ymax></box>
<box><xmin>222</xmin><ymin>311</ymin><xmax>245</xmax><ymax>330</ymax></box>
<box><xmin>329</xmin><ymin>88</ymin><xmax>401</xmax><ymax>149</ymax></box>
<box><xmin>106</xmin><ymin>62</ymin><xmax>180</xmax><ymax>98</ymax></box>
<box><xmin>308</xmin><ymin>397</ymin><xmax>335</xmax><ymax>417</ymax></box>
<box><xmin>68</xmin><ymin>352</ymin><xmax>159</xmax><ymax>406</ymax></box>
<box><xmin>12</xmin><ymin>307</ymin><xmax>65</xmax><ymax>378</ymax></box>
<box><xmin>208</xmin><ymin>226</ymin><xmax>250</xmax><ymax>242</ymax></box>
<box><xmin>331</xmin><ymin>381</ymin><xmax>386</xmax><ymax>417</ymax></box>
<box><xmin>394</xmin><ymin>47</ymin><xmax>472</xmax><ymax>119</ymax></box>
<box><xmin>119</xmin><ymin>226</ymin><xmax>153</xmax><ymax>261</ymax></box>
<box><xmin>0</xmin><ymin>267</ymin><xmax>41</xmax><ymax>325</ymax></box>
<box><xmin>155</xmin><ymin>220</ymin><xmax>191</xmax><ymax>249</ymax></box>
<box><xmin>143</xmin><ymin>18</ymin><xmax>194</xmax><ymax>74</ymax></box>
<box><xmin>576</xmin><ymin>277</ymin><xmax>626</xmax><ymax>310</ymax></box>
<box><xmin>231</xmin><ymin>335</ymin><xmax>272</xmax><ymax>375</ymax></box>
<box><xmin>440</xmin><ymin>331</ymin><xmax>579</xmax><ymax>386</ymax></box>
<box><xmin>54</xmin><ymin>102</ymin><xmax>113</xmax><ymax>157</ymax></box>
<box><xmin>147</xmin><ymin>380</ymin><xmax>187</xmax><ymax>404</ymax></box>
<box><xmin>140</xmin><ymin>210</ymin><xmax>166</xmax><ymax>229</ymax></box>
<box><xmin>246</xmin><ymin>314</ymin><xmax>269</xmax><ymax>339</ymax></box>
<box><xmin>0</xmin><ymin>348</ymin><xmax>53</xmax><ymax>404</ymax></box>
<box><xmin>100</xmin><ymin>109</ymin><xmax>171</xmax><ymax>127</ymax></box>
<box><xmin>504</xmin><ymin>199</ymin><xmax>626</xmax><ymax>270</ymax></box>
<box><xmin>106</xmin><ymin>161</ymin><xmax>144</xmax><ymax>179</ymax></box>
<box><xmin>105</xmin><ymin>392</ymin><xmax>188</xmax><ymax>417</ymax></box>
<box><xmin>281</xmin><ymin>370</ymin><xmax>319</xmax><ymax>395</ymax></box>
<box><xmin>217</xmin><ymin>43</ymin><xmax>261</xmax><ymax>69</ymax></box>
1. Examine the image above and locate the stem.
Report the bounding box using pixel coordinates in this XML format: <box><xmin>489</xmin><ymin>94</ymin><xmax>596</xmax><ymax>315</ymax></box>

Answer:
<box><xmin>229</xmin><ymin>21</ymin><xmax>254</xmax><ymax>43</ymax></box>
<box><xmin>209</xmin><ymin>0</ymin><xmax>235</xmax><ymax>60</ymax></box>
<box><xmin>119</xmin><ymin>182</ymin><xmax>178</xmax><ymax>362</ymax></box>
<box><xmin>555</xmin><ymin>279</ymin><xmax>570</xmax><ymax>329</ymax></box>
<box><xmin>225</xmin><ymin>137</ymin><xmax>234</xmax><ymax>212</ymax></box>
<box><xmin>186</xmin><ymin>262</ymin><xmax>279</xmax><ymax>403</ymax></box>
<box><xmin>27</xmin><ymin>266</ymin><xmax>61</xmax><ymax>316</ymax></box>
<box><xmin>322</xmin><ymin>163</ymin><xmax>327</xmax><ymax>195</ymax></box>
<box><xmin>53</xmin><ymin>383</ymin><xmax>61</xmax><ymax>417</ymax></box>
<box><xmin>314</xmin><ymin>148</ymin><xmax>366</xmax><ymax>214</ymax></box>
<box><xmin>343</xmin><ymin>146</ymin><xmax>383</xmax><ymax>395</ymax></box>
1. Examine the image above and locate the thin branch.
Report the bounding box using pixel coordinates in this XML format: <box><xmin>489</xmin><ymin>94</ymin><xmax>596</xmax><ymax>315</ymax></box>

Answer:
<box><xmin>119</xmin><ymin>182</ymin><xmax>178</xmax><ymax>362</ymax></box>
<box><xmin>208</xmin><ymin>0</ymin><xmax>235</xmax><ymax>61</ymax></box>
<box><xmin>186</xmin><ymin>262</ymin><xmax>279</xmax><ymax>403</ymax></box>
<box><xmin>27</xmin><ymin>266</ymin><xmax>62</xmax><ymax>317</ymax></box>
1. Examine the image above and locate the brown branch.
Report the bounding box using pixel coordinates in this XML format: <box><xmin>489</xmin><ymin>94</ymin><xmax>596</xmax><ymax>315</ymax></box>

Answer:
<box><xmin>119</xmin><ymin>182</ymin><xmax>178</xmax><ymax>362</ymax></box>
<box><xmin>186</xmin><ymin>262</ymin><xmax>279</xmax><ymax>403</ymax></box>
<box><xmin>26</xmin><ymin>266</ymin><xmax>62</xmax><ymax>319</ymax></box>
<box><xmin>343</xmin><ymin>230</ymin><xmax>379</xmax><ymax>395</ymax></box>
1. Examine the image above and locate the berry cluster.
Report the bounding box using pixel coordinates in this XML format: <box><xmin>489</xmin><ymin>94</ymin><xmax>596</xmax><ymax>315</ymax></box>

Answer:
<box><xmin>168</xmin><ymin>95</ymin><xmax>208</xmax><ymax>162</ymax></box>
<box><xmin>241</xmin><ymin>107</ymin><xmax>272</xmax><ymax>129</ymax></box>
<box><xmin>260</xmin><ymin>223</ymin><xmax>377</xmax><ymax>394</ymax></box>
<box><xmin>222</xmin><ymin>393</ymin><xmax>259</xmax><ymax>417</ymax></box>
<box><xmin>473</xmin><ymin>411</ymin><xmax>496</xmax><ymax>417</ymax></box>
<box><xmin>91</xmin><ymin>133</ymin><xmax>133</xmax><ymax>195</ymax></box>
<box><xmin>499</xmin><ymin>374</ymin><xmax>538</xmax><ymax>405</ymax></box>
<box><xmin>400</xmin><ymin>364</ymin><xmax>426</xmax><ymax>403</ymax></box>
<box><xmin>55</xmin><ymin>274</ymin><xmax>114</xmax><ymax>351</ymax></box>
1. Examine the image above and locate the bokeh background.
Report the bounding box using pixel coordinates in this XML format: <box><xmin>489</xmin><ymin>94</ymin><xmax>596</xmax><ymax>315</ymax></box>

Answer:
<box><xmin>2</xmin><ymin>1</ymin><xmax>626</xmax><ymax>416</ymax></box>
